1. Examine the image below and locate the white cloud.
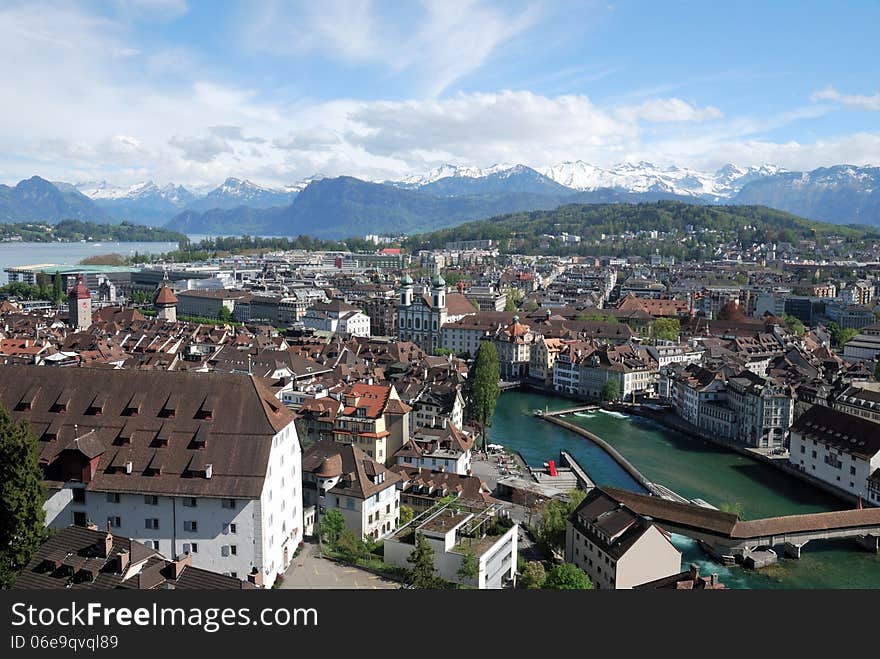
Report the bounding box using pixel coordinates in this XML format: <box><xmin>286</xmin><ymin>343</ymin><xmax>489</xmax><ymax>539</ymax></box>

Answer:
<box><xmin>112</xmin><ymin>0</ymin><xmax>189</xmax><ymax>21</ymax></box>
<box><xmin>168</xmin><ymin>134</ymin><xmax>234</xmax><ymax>163</ymax></box>
<box><xmin>811</xmin><ymin>87</ymin><xmax>880</xmax><ymax>111</ymax></box>
<box><xmin>615</xmin><ymin>98</ymin><xmax>723</xmax><ymax>123</ymax></box>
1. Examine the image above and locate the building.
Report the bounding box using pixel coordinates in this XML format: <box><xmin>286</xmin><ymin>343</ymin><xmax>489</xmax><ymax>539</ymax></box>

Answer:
<box><xmin>176</xmin><ymin>289</ymin><xmax>253</xmax><ymax>320</ymax></box>
<box><xmin>302</xmin><ymin>300</ymin><xmax>371</xmax><ymax>337</ymax></box>
<box><xmin>392</xmin><ymin>467</ymin><xmax>494</xmax><ymax>513</ymax></box>
<box><xmin>301</xmin><ymin>440</ymin><xmax>402</xmax><ymax>540</ymax></box>
<box><xmin>834</xmin><ymin>385</ymin><xmax>880</xmax><ymax>425</ymax></box>
<box><xmin>493</xmin><ymin>316</ymin><xmax>534</xmax><ymax>381</ymax></box>
<box><xmin>153</xmin><ymin>279</ymin><xmax>178</xmax><ymax>323</ymax></box>
<box><xmin>529</xmin><ymin>336</ymin><xmax>565</xmax><ymax>387</ymax></box>
<box><xmin>296</xmin><ymin>382</ymin><xmax>411</xmax><ymax>466</ymax></box>
<box><xmin>397</xmin><ymin>275</ymin><xmax>476</xmax><ymax>353</ymax></box>
<box><xmin>441</xmin><ymin>311</ymin><xmax>513</xmax><ymax>358</ymax></box>
<box><xmin>634</xmin><ymin>563</ymin><xmax>725</xmax><ymax>590</ymax></box>
<box><xmin>0</xmin><ymin>366</ymin><xmax>302</xmax><ymax>588</ymax></box>
<box><xmin>789</xmin><ymin>405</ymin><xmax>880</xmax><ymax>504</ymax></box>
<box><xmin>14</xmin><ymin>525</ymin><xmax>258</xmax><ymax>589</ymax></box>
<box><xmin>843</xmin><ymin>323</ymin><xmax>880</xmax><ymax>363</ymax></box>
<box><xmin>726</xmin><ymin>372</ymin><xmax>794</xmax><ymax>449</ymax></box>
<box><xmin>68</xmin><ymin>274</ymin><xmax>92</xmax><ymax>330</ymax></box>
<box><xmin>409</xmin><ymin>386</ymin><xmax>465</xmax><ymax>430</ymax></box>
<box><xmin>466</xmin><ymin>284</ymin><xmax>507</xmax><ymax>312</ymax></box>
<box><xmin>384</xmin><ymin>501</ymin><xmax>518</xmax><ymax>589</ymax></box>
<box><xmin>565</xmin><ymin>487</ymin><xmax>682</xmax><ymax>589</ymax></box>
<box><xmin>394</xmin><ymin>423</ymin><xmax>474</xmax><ymax>475</ymax></box>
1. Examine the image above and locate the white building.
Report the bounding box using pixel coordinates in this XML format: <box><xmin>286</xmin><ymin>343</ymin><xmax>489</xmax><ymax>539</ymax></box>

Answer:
<box><xmin>565</xmin><ymin>488</ymin><xmax>682</xmax><ymax>589</ymax></box>
<box><xmin>384</xmin><ymin>502</ymin><xmax>518</xmax><ymax>589</ymax></box>
<box><xmin>394</xmin><ymin>423</ymin><xmax>474</xmax><ymax>476</ymax></box>
<box><xmin>302</xmin><ymin>300</ymin><xmax>371</xmax><ymax>337</ymax></box>
<box><xmin>0</xmin><ymin>366</ymin><xmax>303</xmax><ymax>588</ymax></box>
<box><xmin>789</xmin><ymin>405</ymin><xmax>880</xmax><ymax>504</ymax></box>
<box><xmin>302</xmin><ymin>440</ymin><xmax>402</xmax><ymax>540</ymax></box>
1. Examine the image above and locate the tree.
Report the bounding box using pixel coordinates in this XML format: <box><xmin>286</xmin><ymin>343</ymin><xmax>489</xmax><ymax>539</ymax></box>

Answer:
<box><xmin>0</xmin><ymin>407</ymin><xmax>46</xmax><ymax>588</ymax></box>
<box><xmin>406</xmin><ymin>534</ymin><xmax>443</xmax><ymax>589</ymax></box>
<box><xmin>36</xmin><ymin>272</ymin><xmax>49</xmax><ymax>300</ymax></box>
<box><xmin>504</xmin><ymin>293</ymin><xmax>517</xmax><ymax>313</ymax></box>
<box><xmin>719</xmin><ymin>501</ymin><xmax>745</xmax><ymax>519</ymax></box>
<box><xmin>519</xmin><ymin>561</ymin><xmax>546</xmax><ymax>589</ymax></box>
<box><xmin>783</xmin><ymin>314</ymin><xmax>805</xmax><ymax>337</ymax></box>
<box><xmin>335</xmin><ymin>529</ymin><xmax>368</xmax><ymax>563</ymax></box>
<box><xmin>535</xmin><ymin>489</ymin><xmax>586</xmax><ymax>555</ymax></box>
<box><xmin>601</xmin><ymin>379</ymin><xmax>621</xmax><ymax>402</ymax></box>
<box><xmin>457</xmin><ymin>547</ymin><xmax>479</xmax><ymax>584</ymax></box>
<box><xmin>219</xmin><ymin>307</ymin><xmax>234</xmax><ymax>323</ymax></box>
<box><xmin>399</xmin><ymin>505</ymin><xmax>415</xmax><ymax>526</ymax></box>
<box><xmin>650</xmin><ymin>318</ymin><xmax>680</xmax><ymax>342</ymax></box>
<box><xmin>468</xmin><ymin>341</ymin><xmax>500</xmax><ymax>450</ymax></box>
<box><xmin>51</xmin><ymin>272</ymin><xmax>63</xmax><ymax>305</ymax></box>
<box><xmin>543</xmin><ymin>563</ymin><xmax>593</xmax><ymax>589</ymax></box>
<box><xmin>319</xmin><ymin>509</ymin><xmax>346</xmax><ymax>547</ymax></box>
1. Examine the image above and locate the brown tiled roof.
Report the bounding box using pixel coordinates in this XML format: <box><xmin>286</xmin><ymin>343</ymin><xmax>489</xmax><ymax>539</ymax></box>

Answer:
<box><xmin>302</xmin><ymin>440</ymin><xmax>401</xmax><ymax>500</ymax></box>
<box><xmin>154</xmin><ymin>286</ymin><xmax>178</xmax><ymax>305</ymax></box>
<box><xmin>792</xmin><ymin>404</ymin><xmax>880</xmax><ymax>460</ymax></box>
<box><xmin>0</xmin><ymin>365</ymin><xmax>294</xmax><ymax>499</ymax></box>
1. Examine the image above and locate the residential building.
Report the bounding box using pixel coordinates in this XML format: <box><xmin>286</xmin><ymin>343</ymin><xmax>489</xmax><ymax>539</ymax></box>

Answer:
<box><xmin>565</xmin><ymin>487</ymin><xmax>681</xmax><ymax>589</ymax></box>
<box><xmin>301</xmin><ymin>440</ymin><xmax>402</xmax><ymax>539</ymax></box>
<box><xmin>834</xmin><ymin>385</ymin><xmax>880</xmax><ymax>425</ymax></box>
<box><xmin>176</xmin><ymin>289</ymin><xmax>253</xmax><ymax>320</ymax></box>
<box><xmin>391</xmin><ymin>467</ymin><xmax>494</xmax><ymax>513</ymax></box>
<box><xmin>789</xmin><ymin>405</ymin><xmax>880</xmax><ymax>504</ymax></box>
<box><xmin>394</xmin><ymin>423</ymin><xmax>474</xmax><ymax>475</ymax></box>
<box><xmin>0</xmin><ymin>366</ymin><xmax>302</xmax><ymax>588</ymax></box>
<box><xmin>493</xmin><ymin>316</ymin><xmax>534</xmax><ymax>381</ymax></box>
<box><xmin>727</xmin><ymin>372</ymin><xmax>795</xmax><ymax>449</ymax></box>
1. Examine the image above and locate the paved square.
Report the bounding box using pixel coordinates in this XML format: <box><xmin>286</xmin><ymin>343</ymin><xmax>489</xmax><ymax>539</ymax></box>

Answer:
<box><xmin>281</xmin><ymin>541</ymin><xmax>400</xmax><ymax>589</ymax></box>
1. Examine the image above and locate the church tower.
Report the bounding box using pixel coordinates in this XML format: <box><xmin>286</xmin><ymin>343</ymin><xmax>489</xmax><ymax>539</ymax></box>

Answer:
<box><xmin>431</xmin><ymin>274</ymin><xmax>446</xmax><ymax>310</ymax></box>
<box><xmin>154</xmin><ymin>272</ymin><xmax>178</xmax><ymax>322</ymax></box>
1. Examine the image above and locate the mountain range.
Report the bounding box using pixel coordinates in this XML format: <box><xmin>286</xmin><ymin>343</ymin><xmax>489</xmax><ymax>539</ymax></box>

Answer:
<box><xmin>0</xmin><ymin>161</ymin><xmax>877</xmax><ymax>237</ymax></box>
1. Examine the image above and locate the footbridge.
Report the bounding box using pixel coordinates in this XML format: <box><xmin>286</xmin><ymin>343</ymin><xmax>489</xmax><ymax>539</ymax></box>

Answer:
<box><xmin>604</xmin><ymin>487</ymin><xmax>880</xmax><ymax>560</ymax></box>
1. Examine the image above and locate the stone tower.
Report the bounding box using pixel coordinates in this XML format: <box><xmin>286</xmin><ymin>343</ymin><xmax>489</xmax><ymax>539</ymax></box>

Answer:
<box><xmin>68</xmin><ymin>274</ymin><xmax>92</xmax><ymax>330</ymax></box>
<box><xmin>153</xmin><ymin>273</ymin><xmax>178</xmax><ymax>322</ymax></box>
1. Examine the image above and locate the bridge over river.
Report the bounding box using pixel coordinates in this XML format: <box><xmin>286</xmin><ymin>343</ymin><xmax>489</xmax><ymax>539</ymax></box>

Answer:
<box><xmin>604</xmin><ymin>487</ymin><xmax>880</xmax><ymax>561</ymax></box>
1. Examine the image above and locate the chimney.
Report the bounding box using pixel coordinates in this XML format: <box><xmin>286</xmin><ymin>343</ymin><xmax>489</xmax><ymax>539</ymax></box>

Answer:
<box><xmin>117</xmin><ymin>549</ymin><xmax>130</xmax><ymax>574</ymax></box>
<box><xmin>205</xmin><ymin>463</ymin><xmax>213</xmax><ymax>479</ymax></box>
<box><xmin>102</xmin><ymin>522</ymin><xmax>114</xmax><ymax>558</ymax></box>
<box><xmin>247</xmin><ymin>567</ymin><xmax>263</xmax><ymax>588</ymax></box>
<box><xmin>710</xmin><ymin>573</ymin><xmax>719</xmax><ymax>587</ymax></box>
<box><xmin>688</xmin><ymin>563</ymin><xmax>700</xmax><ymax>581</ymax></box>
<box><xmin>125</xmin><ymin>460</ymin><xmax>133</xmax><ymax>474</ymax></box>
<box><xmin>171</xmin><ymin>553</ymin><xmax>192</xmax><ymax>580</ymax></box>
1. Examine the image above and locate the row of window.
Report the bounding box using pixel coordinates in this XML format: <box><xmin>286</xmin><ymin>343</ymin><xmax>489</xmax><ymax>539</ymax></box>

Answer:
<box><xmin>102</xmin><ymin>493</ymin><xmax>237</xmax><ymax>508</ymax></box>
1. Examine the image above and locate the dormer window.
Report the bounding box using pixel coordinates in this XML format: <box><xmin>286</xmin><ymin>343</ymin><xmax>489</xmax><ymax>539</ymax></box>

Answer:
<box><xmin>51</xmin><ymin>389</ymin><xmax>73</xmax><ymax>413</ymax></box>
<box><xmin>160</xmin><ymin>394</ymin><xmax>179</xmax><ymax>418</ymax></box>
<box><xmin>154</xmin><ymin>424</ymin><xmax>171</xmax><ymax>448</ymax></box>
<box><xmin>192</xmin><ymin>425</ymin><xmax>210</xmax><ymax>449</ymax></box>
<box><xmin>16</xmin><ymin>385</ymin><xmax>40</xmax><ymax>411</ymax></box>
<box><xmin>123</xmin><ymin>392</ymin><xmax>144</xmax><ymax>416</ymax></box>
<box><xmin>196</xmin><ymin>395</ymin><xmax>217</xmax><ymax>420</ymax></box>
<box><xmin>86</xmin><ymin>392</ymin><xmax>108</xmax><ymax>416</ymax></box>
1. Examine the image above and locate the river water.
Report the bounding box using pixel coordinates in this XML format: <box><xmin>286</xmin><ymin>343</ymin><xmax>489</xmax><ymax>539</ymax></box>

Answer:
<box><xmin>492</xmin><ymin>390</ymin><xmax>880</xmax><ymax>589</ymax></box>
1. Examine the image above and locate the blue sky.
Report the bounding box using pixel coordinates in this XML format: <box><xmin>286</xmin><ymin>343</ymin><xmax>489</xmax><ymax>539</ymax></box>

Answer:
<box><xmin>1</xmin><ymin>0</ymin><xmax>878</xmax><ymax>187</ymax></box>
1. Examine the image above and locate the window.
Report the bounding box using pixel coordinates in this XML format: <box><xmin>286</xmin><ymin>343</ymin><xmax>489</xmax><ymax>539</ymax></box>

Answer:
<box><xmin>106</xmin><ymin>493</ymin><xmax>121</xmax><ymax>503</ymax></box>
<box><xmin>229</xmin><ymin>523</ymin><xmax>237</xmax><ymax>534</ymax></box>
<box><xmin>182</xmin><ymin>542</ymin><xmax>198</xmax><ymax>554</ymax></box>
<box><xmin>147</xmin><ymin>540</ymin><xmax>160</xmax><ymax>550</ymax></box>
<box><xmin>222</xmin><ymin>545</ymin><xmax>237</xmax><ymax>557</ymax></box>
<box><xmin>222</xmin><ymin>499</ymin><xmax>236</xmax><ymax>509</ymax></box>
<box><xmin>145</xmin><ymin>518</ymin><xmax>159</xmax><ymax>530</ymax></box>
<box><xmin>144</xmin><ymin>495</ymin><xmax>158</xmax><ymax>505</ymax></box>
<box><xmin>800</xmin><ymin>445</ymin><xmax>805</xmax><ymax>454</ymax></box>
<box><xmin>72</xmin><ymin>489</ymin><xmax>86</xmax><ymax>504</ymax></box>
<box><xmin>851</xmin><ymin>466</ymin><xmax>857</xmax><ymax>475</ymax></box>
<box><xmin>184</xmin><ymin>520</ymin><xmax>198</xmax><ymax>532</ymax></box>
<box><xmin>107</xmin><ymin>516</ymin><xmax>121</xmax><ymax>528</ymax></box>
<box><xmin>182</xmin><ymin>498</ymin><xmax>197</xmax><ymax>508</ymax></box>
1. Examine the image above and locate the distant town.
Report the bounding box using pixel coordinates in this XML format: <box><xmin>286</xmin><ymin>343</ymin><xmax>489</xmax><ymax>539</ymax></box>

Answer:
<box><xmin>2</xmin><ymin>222</ymin><xmax>880</xmax><ymax>592</ymax></box>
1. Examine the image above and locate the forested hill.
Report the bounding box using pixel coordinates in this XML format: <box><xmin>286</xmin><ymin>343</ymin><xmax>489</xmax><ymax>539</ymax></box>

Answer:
<box><xmin>403</xmin><ymin>201</ymin><xmax>877</xmax><ymax>257</ymax></box>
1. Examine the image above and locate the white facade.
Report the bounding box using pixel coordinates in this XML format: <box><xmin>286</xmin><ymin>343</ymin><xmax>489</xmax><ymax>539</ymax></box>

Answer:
<box><xmin>43</xmin><ymin>423</ymin><xmax>303</xmax><ymax>588</ymax></box>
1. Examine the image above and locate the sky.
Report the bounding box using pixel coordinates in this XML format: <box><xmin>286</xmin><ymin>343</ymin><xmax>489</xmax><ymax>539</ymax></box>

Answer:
<box><xmin>1</xmin><ymin>0</ymin><xmax>879</xmax><ymax>188</ymax></box>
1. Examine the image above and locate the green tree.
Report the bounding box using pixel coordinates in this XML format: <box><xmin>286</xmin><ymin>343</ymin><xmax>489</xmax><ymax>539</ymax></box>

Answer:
<box><xmin>650</xmin><ymin>318</ymin><xmax>680</xmax><ymax>342</ymax></box>
<box><xmin>457</xmin><ymin>548</ymin><xmax>479</xmax><ymax>584</ymax></box>
<box><xmin>0</xmin><ymin>407</ymin><xmax>46</xmax><ymax>588</ymax></box>
<box><xmin>519</xmin><ymin>561</ymin><xmax>546</xmax><ymax>589</ymax></box>
<box><xmin>406</xmin><ymin>534</ymin><xmax>443</xmax><ymax>589</ymax></box>
<box><xmin>719</xmin><ymin>501</ymin><xmax>745</xmax><ymax>519</ymax></box>
<box><xmin>543</xmin><ymin>563</ymin><xmax>593</xmax><ymax>590</ymax></box>
<box><xmin>524</xmin><ymin>298</ymin><xmax>539</xmax><ymax>313</ymax></box>
<box><xmin>319</xmin><ymin>509</ymin><xmax>346</xmax><ymax>547</ymax></box>
<box><xmin>535</xmin><ymin>489</ymin><xmax>586</xmax><ymax>555</ymax></box>
<box><xmin>601</xmin><ymin>379</ymin><xmax>621</xmax><ymax>402</ymax></box>
<box><xmin>575</xmin><ymin>312</ymin><xmax>618</xmax><ymax>323</ymax></box>
<box><xmin>36</xmin><ymin>272</ymin><xmax>49</xmax><ymax>300</ymax></box>
<box><xmin>783</xmin><ymin>314</ymin><xmax>805</xmax><ymax>337</ymax></box>
<box><xmin>399</xmin><ymin>505</ymin><xmax>415</xmax><ymax>525</ymax></box>
<box><xmin>51</xmin><ymin>272</ymin><xmax>63</xmax><ymax>305</ymax></box>
<box><xmin>219</xmin><ymin>307</ymin><xmax>234</xmax><ymax>323</ymax></box>
<box><xmin>504</xmin><ymin>293</ymin><xmax>517</xmax><ymax>313</ymax></box>
<box><xmin>335</xmin><ymin>529</ymin><xmax>368</xmax><ymax>563</ymax></box>
<box><xmin>468</xmin><ymin>341</ymin><xmax>500</xmax><ymax>450</ymax></box>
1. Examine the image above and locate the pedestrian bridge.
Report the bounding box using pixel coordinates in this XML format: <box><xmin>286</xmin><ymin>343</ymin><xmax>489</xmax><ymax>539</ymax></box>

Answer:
<box><xmin>604</xmin><ymin>487</ymin><xmax>880</xmax><ymax>559</ymax></box>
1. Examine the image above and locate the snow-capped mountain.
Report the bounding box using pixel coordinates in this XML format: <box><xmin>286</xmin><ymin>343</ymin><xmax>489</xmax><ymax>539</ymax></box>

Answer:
<box><xmin>536</xmin><ymin>160</ymin><xmax>785</xmax><ymax>200</ymax></box>
<box><xmin>184</xmin><ymin>177</ymin><xmax>298</xmax><ymax>213</ymax></box>
<box><xmin>393</xmin><ymin>163</ymin><xmax>518</xmax><ymax>188</ymax></box>
<box><xmin>73</xmin><ymin>180</ymin><xmax>194</xmax><ymax>204</ymax></box>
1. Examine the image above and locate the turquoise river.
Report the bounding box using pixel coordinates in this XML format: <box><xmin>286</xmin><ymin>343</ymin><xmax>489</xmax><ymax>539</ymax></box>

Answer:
<box><xmin>492</xmin><ymin>390</ymin><xmax>880</xmax><ymax>589</ymax></box>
